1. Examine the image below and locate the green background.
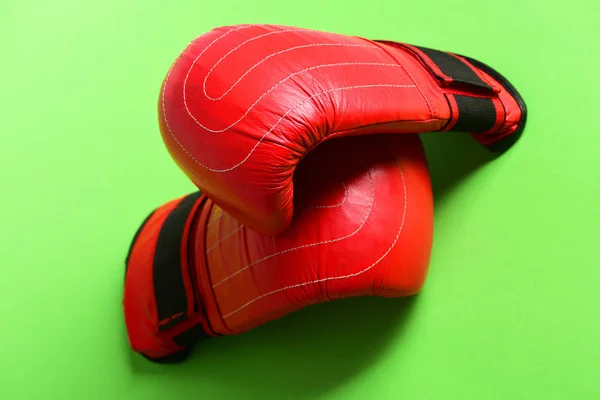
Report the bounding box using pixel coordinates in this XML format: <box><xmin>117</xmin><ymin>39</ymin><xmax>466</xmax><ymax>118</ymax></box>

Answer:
<box><xmin>2</xmin><ymin>0</ymin><xmax>599</xmax><ymax>398</ymax></box>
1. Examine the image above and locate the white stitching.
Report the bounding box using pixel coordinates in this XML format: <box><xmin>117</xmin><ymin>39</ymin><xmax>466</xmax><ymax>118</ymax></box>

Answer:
<box><xmin>221</xmin><ymin>148</ymin><xmax>407</xmax><ymax>319</ymax></box>
<box><xmin>203</xmin><ymin>44</ymin><xmax>379</xmax><ymax>101</ymax></box>
<box><xmin>185</xmin><ymin>61</ymin><xmax>396</xmax><ymax>134</ymax></box>
<box><xmin>166</xmin><ymin>83</ymin><xmax>415</xmax><ymax>173</ymax></box>
<box><xmin>302</xmin><ymin>182</ymin><xmax>348</xmax><ymax>210</ymax></box>
<box><xmin>370</xmin><ymin>40</ymin><xmax>435</xmax><ymax>119</ymax></box>
<box><xmin>208</xmin><ymin>182</ymin><xmax>347</xmax><ymax>251</ymax></box>
<box><xmin>206</xmin><ymin>225</ymin><xmax>244</xmax><ymax>252</ymax></box>
<box><xmin>397</xmin><ymin>62</ymin><xmax>435</xmax><ymax>119</ymax></box>
<box><xmin>208</xmin><ymin>181</ymin><xmax>348</xmax><ymax>251</ymax></box>
<box><xmin>211</xmin><ymin>169</ymin><xmax>376</xmax><ymax>288</ymax></box>
<box><xmin>184</xmin><ymin>28</ymin><xmax>325</xmax><ymax>129</ymax></box>
<box><xmin>162</xmin><ymin>63</ymin><xmax>215</xmax><ymax>176</ymax></box>
<box><xmin>160</xmin><ymin>26</ymin><xmax>250</xmax><ymax>171</ymax></box>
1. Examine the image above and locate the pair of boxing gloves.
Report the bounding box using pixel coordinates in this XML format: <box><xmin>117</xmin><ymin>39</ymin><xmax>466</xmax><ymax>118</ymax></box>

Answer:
<box><xmin>123</xmin><ymin>24</ymin><xmax>527</xmax><ymax>363</ymax></box>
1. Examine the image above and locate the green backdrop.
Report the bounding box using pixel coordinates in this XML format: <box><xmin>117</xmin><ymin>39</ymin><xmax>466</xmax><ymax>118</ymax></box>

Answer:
<box><xmin>2</xmin><ymin>0</ymin><xmax>599</xmax><ymax>399</ymax></box>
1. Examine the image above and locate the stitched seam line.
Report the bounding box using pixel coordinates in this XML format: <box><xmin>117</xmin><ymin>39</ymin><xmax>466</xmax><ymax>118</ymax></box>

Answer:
<box><xmin>204</xmin><ymin>44</ymin><xmax>380</xmax><ymax>100</ymax></box>
<box><xmin>221</xmin><ymin>146</ymin><xmax>407</xmax><ymax>319</ymax></box>
<box><xmin>211</xmin><ymin>169</ymin><xmax>376</xmax><ymax>288</ymax></box>
<box><xmin>371</xmin><ymin>40</ymin><xmax>436</xmax><ymax>119</ymax></box>
<box><xmin>165</xmin><ymin>83</ymin><xmax>415</xmax><ymax>173</ymax></box>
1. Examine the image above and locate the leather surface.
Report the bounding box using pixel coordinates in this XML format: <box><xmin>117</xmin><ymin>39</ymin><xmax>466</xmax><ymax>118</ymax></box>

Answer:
<box><xmin>159</xmin><ymin>24</ymin><xmax>523</xmax><ymax>235</ymax></box>
<box><xmin>195</xmin><ymin>134</ymin><xmax>433</xmax><ymax>336</ymax></box>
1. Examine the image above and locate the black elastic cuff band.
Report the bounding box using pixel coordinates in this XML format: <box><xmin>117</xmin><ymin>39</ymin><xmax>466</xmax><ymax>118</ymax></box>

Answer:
<box><xmin>458</xmin><ymin>55</ymin><xmax>528</xmax><ymax>152</ymax></box>
<box><xmin>125</xmin><ymin>210</ymin><xmax>156</xmax><ymax>276</ymax></box>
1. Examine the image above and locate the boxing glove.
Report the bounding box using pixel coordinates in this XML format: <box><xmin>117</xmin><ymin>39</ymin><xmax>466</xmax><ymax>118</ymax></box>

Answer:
<box><xmin>159</xmin><ymin>24</ymin><xmax>527</xmax><ymax>235</ymax></box>
<box><xmin>124</xmin><ymin>134</ymin><xmax>433</xmax><ymax>363</ymax></box>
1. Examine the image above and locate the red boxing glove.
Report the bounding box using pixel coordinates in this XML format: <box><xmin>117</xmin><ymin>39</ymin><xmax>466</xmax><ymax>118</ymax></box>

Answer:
<box><xmin>124</xmin><ymin>134</ymin><xmax>433</xmax><ymax>363</ymax></box>
<box><xmin>159</xmin><ymin>24</ymin><xmax>527</xmax><ymax>235</ymax></box>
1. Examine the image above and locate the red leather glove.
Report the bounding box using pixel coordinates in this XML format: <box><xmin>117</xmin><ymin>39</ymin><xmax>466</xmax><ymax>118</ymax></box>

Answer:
<box><xmin>124</xmin><ymin>24</ymin><xmax>527</xmax><ymax>363</ymax></box>
<box><xmin>124</xmin><ymin>134</ymin><xmax>433</xmax><ymax>363</ymax></box>
<box><xmin>159</xmin><ymin>24</ymin><xmax>527</xmax><ymax>235</ymax></box>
